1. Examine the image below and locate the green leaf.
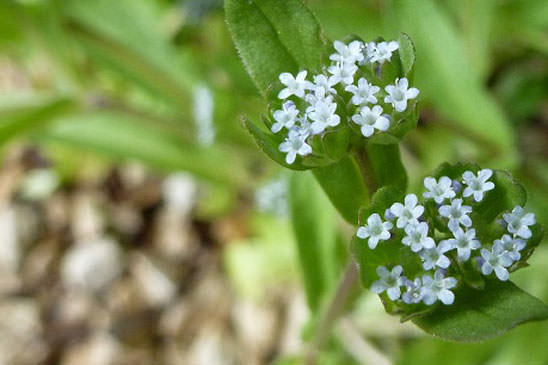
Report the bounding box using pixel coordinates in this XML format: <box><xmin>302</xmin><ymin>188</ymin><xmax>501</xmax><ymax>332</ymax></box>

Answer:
<box><xmin>0</xmin><ymin>96</ymin><xmax>77</xmax><ymax>146</ymax></box>
<box><xmin>243</xmin><ymin>117</ymin><xmax>308</xmax><ymax>170</ymax></box>
<box><xmin>413</xmin><ymin>280</ymin><xmax>548</xmax><ymax>342</ymax></box>
<box><xmin>65</xmin><ymin>0</ymin><xmax>198</xmax><ymax>108</ymax></box>
<box><xmin>391</xmin><ymin>0</ymin><xmax>515</xmax><ymax>161</ymax></box>
<box><xmin>243</xmin><ymin>116</ymin><xmax>334</xmax><ymax>170</ymax></box>
<box><xmin>225</xmin><ymin>0</ymin><xmax>329</xmax><ymax>99</ymax></box>
<box><xmin>289</xmin><ymin>171</ymin><xmax>339</xmax><ymax>312</ymax></box>
<box><xmin>312</xmin><ymin>156</ymin><xmax>369</xmax><ymax>224</ymax></box>
<box><xmin>398</xmin><ymin>32</ymin><xmax>416</xmax><ymax>77</ymax></box>
<box><xmin>40</xmin><ymin>111</ymin><xmax>249</xmax><ymax>186</ymax></box>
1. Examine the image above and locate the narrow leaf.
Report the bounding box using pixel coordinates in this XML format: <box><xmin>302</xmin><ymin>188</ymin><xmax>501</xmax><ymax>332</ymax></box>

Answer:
<box><xmin>0</xmin><ymin>96</ymin><xmax>76</xmax><ymax>145</ymax></box>
<box><xmin>289</xmin><ymin>171</ymin><xmax>339</xmax><ymax>312</ymax></box>
<box><xmin>40</xmin><ymin>111</ymin><xmax>248</xmax><ymax>186</ymax></box>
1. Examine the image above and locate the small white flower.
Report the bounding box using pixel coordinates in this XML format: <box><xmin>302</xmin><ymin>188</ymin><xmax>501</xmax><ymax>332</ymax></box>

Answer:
<box><xmin>402</xmin><ymin>278</ymin><xmax>423</xmax><ymax>304</ymax></box>
<box><xmin>419</xmin><ymin>240</ymin><xmax>453</xmax><ymax>270</ymax></box>
<box><xmin>312</xmin><ymin>74</ymin><xmax>337</xmax><ymax>95</ymax></box>
<box><xmin>503</xmin><ymin>205</ymin><xmax>536</xmax><ymax>239</ymax></box>
<box><xmin>480</xmin><ymin>244</ymin><xmax>513</xmax><ymax>281</ymax></box>
<box><xmin>462</xmin><ymin>169</ymin><xmax>495</xmax><ymax>202</ymax></box>
<box><xmin>351</xmin><ymin>105</ymin><xmax>390</xmax><ymax>137</ymax></box>
<box><xmin>278</xmin><ymin>70</ymin><xmax>313</xmax><ymax>99</ymax></box>
<box><xmin>254</xmin><ymin>178</ymin><xmax>288</xmax><ymax>217</ymax></box>
<box><xmin>329</xmin><ymin>40</ymin><xmax>364</xmax><ymax>65</ymax></box>
<box><xmin>421</xmin><ymin>270</ymin><xmax>457</xmax><ymax>305</ymax></box>
<box><xmin>371</xmin><ymin>265</ymin><xmax>404</xmax><ymax>300</ymax></box>
<box><xmin>384</xmin><ymin>77</ymin><xmax>419</xmax><ymax>112</ymax></box>
<box><xmin>271</xmin><ymin>101</ymin><xmax>299</xmax><ymax>133</ymax></box>
<box><xmin>493</xmin><ymin>234</ymin><xmax>526</xmax><ymax>261</ymax></box>
<box><xmin>357</xmin><ymin>213</ymin><xmax>393</xmax><ymax>249</ymax></box>
<box><xmin>308</xmin><ymin>98</ymin><xmax>340</xmax><ymax>135</ymax></box>
<box><xmin>278</xmin><ymin>129</ymin><xmax>312</xmax><ymax>164</ymax></box>
<box><xmin>402</xmin><ymin>222</ymin><xmax>435</xmax><ymax>252</ymax></box>
<box><xmin>444</xmin><ymin>227</ymin><xmax>480</xmax><ymax>261</ymax></box>
<box><xmin>304</xmin><ymin>85</ymin><xmax>330</xmax><ymax>106</ymax></box>
<box><xmin>296</xmin><ymin>116</ymin><xmax>312</xmax><ymax>137</ymax></box>
<box><xmin>423</xmin><ymin>176</ymin><xmax>456</xmax><ymax>204</ymax></box>
<box><xmin>389</xmin><ymin>194</ymin><xmax>424</xmax><ymax>229</ymax></box>
<box><xmin>193</xmin><ymin>84</ymin><xmax>215</xmax><ymax>146</ymax></box>
<box><xmin>363</xmin><ymin>41</ymin><xmax>377</xmax><ymax>64</ymax></box>
<box><xmin>369</xmin><ymin>41</ymin><xmax>399</xmax><ymax>64</ymax></box>
<box><xmin>345</xmin><ymin>78</ymin><xmax>380</xmax><ymax>105</ymax></box>
<box><xmin>438</xmin><ymin>198</ymin><xmax>473</xmax><ymax>232</ymax></box>
<box><xmin>328</xmin><ymin>62</ymin><xmax>358</xmax><ymax>85</ymax></box>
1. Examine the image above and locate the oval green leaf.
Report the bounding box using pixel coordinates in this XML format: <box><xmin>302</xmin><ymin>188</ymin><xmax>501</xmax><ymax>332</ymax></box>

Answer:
<box><xmin>413</xmin><ymin>280</ymin><xmax>548</xmax><ymax>342</ymax></box>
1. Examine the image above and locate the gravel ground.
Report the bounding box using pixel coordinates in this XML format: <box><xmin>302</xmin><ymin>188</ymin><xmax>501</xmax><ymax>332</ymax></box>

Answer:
<box><xmin>0</xmin><ymin>147</ymin><xmax>308</xmax><ymax>365</ymax></box>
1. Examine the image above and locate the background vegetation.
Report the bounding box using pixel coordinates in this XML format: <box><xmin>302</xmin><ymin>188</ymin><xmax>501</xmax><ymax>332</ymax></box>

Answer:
<box><xmin>1</xmin><ymin>0</ymin><xmax>548</xmax><ymax>363</ymax></box>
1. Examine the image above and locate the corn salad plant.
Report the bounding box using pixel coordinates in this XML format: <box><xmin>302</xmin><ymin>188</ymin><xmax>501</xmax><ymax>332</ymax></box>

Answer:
<box><xmin>226</xmin><ymin>0</ymin><xmax>548</xmax><ymax>347</ymax></box>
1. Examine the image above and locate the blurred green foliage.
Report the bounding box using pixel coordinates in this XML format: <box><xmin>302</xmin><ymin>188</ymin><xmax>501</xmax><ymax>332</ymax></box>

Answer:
<box><xmin>1</xmin><ymin>0</ymin><xmax>548</xmax><ymax>363</ymax></box>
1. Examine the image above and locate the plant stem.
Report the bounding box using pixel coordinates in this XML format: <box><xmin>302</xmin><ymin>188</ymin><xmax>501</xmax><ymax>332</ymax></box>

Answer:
<box><xmin>354</xmin><ymin>146</ymin><xmax>378</xmax><ymax>196</ymax></box>
<box><xmin>305</xmin><ymin>259</ymin><xmax>359</xmax><ymax>365</ymax></box>
<box><xmin>305</xmin><ymin>146</ymin><xmax>378</xmax><ymax>363</ymax></box>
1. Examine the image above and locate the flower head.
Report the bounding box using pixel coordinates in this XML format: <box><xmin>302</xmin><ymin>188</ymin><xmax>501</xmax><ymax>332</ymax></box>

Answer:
<box><xmin>423</xmin><ymin>176</ymin><xmax>456</xmax><ymax>204</ymax></box>
<box><xmin>328</xmin><ymin>62</ymin><xmax>358</xmax><ymax>85</ymax></box>
<box><xmin>312</xmin><ymin>74</ymin><xmax>337</xmax><ymax>95</ymax></box>
<box><xmin>345</xmin><ymin>78</ymin><xmax>380</xmax><ymax>105</ymax></box>
<box><xmin>271</xmin><ymin>101</ymin><xmax>299</xmax><ymax>133</ymax></box>
<box><xmin>371</xmin><ymin>265</ymin><xmax>404</xmax><ymax>300</ymax></box>
<box><xmin>480</xmin><ymin>244</ymin><xmax>513</xmax><ymax>281</ymax></box>
<box><xmin>329</xmin><ymin>40</ymin><xmax>364</xmax><ymax>65</ymax></box>
<box><xmin>419</xmin><ymin>240</ymin><xmax>453</xmax><ymax>270</ymax></box>
<box><xmin>308</xmin><ymin>98</ymin><xmax>340</xmax><ymax>135</ymax></box>
<box><xmin>368</xmin><ymin>41</ymin><xmax>399</xmax><ymax>64</ymax></box>
<box><xmin>462</xmin><ymin>169</ymin><xmax>495</xmax><ymax>202</ymax></box>
<box><xmin>493</xmin><ymin>234</ymin><xmax>526</xmax><ymax>261</ymax></box>
<box><xmin>402</xmin><ymin>222</ymin><xmax>435</xmax><ymax>252</ymax></box>
<box><xmin>444</xmin><ymin>227</ymin><xmax>480</xmax><ymax>261</ymax></box>
<box><xmin>503</xmin><ymin>206</ymin><xmax>536</xmax><ymax>239</ymax></box>
<box><xmin>438</xmin><ymin>198</ymin><xmax>473</xmax><ymax>232</ymax></box>
<box><xmin>421</xmin><ymin>270</ymin><xmax>457</xmax><ymax>305</ymax></box>
<box><xmin>389</xmin><ymin>194</ymin><xmax>424</xmax><ymax>229</ymax></box>
<box><xmin>357</xmin><ymin>213</ymin><xmax>393</xmax><ymax>249</ymax></box>
<box><xmin>278</xmin><ymin>129</ymin><xmax>312</xmax><ymax>164</ymax></box>
<box><xmin>402</xmin><ymin>278</ymin><xmax>423</xmax><ymax>304</ymax></box>
<box><xmin>351</xmin><ymin>105</ymin><xmax>390</xmax><ymax>137</ymax></box>
<box><xmin>384</xmin><ymin>77</ymin><xmax>419</xmax><ymax>112</ymax></box>
<box><xmin>278</xmin><ymin>70</ymin><xmax>313</xmax><ymax>99</ymax></box>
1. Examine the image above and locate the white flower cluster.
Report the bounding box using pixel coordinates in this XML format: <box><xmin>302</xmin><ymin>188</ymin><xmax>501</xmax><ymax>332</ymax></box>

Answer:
<box><xmin>357</xmin><ymin>169</ymin><xmax>537</xmax><ymax>306</ymax></box>
<box><xmin>273</xmin><ymin>40</ymin><xmax>419</xmax><ymax>164</ymax></box>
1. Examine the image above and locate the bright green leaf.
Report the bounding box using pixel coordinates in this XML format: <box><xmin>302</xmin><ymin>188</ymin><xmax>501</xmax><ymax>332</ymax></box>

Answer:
<box><xmin>413</xmin><ymin>280</ymin><xmax>548</xmax><ymax>342</ymax></box>
<box><xmin>289</xmin><ymin>171</ymin><xmax>339</xmax><ymax>312</ymax></box>
<box><xmin>40</xmin><ymin>111</ymin><xmax>249</xmax><ymax>186</ymax></box>
<box><xmin>0</xmin><ymin>96</ymin><xmax>77</xmax><ymax>146</ymax></box>
<box><xmin>398</xmin><ymin>32</ymin><xmax>416</xmax><ymax>77</ymax></box>
<box><xmin>225</xmin><ymin>0</ymin><xmax>328</xmax><ymax>99</ymax></box>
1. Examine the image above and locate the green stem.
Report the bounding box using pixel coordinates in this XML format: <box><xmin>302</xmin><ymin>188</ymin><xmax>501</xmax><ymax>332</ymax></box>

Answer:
<box><xmin>353</xmin><ymin>146</ymin><xmax>379</xmax><ymax>196</ymax></box>
<box><xmin>305</xmin><ymin>260</ymin><xmax>359</xmax><ymax>365</ymax></box>
<box><xmin>306</xmin><ymin>147</ymin><xmax>378</xmax><ymax>363</ymax></box>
